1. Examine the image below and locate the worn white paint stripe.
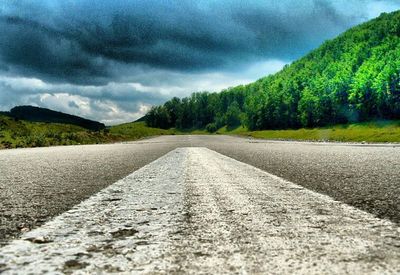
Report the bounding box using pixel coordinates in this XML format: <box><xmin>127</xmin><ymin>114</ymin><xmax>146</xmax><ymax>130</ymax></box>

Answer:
<box><xmin>0</xmin><ymin>148</ymin><xmax>187</xmax><ymax>274</ymax></box>
<box><xmin>0</xmin><ymin>147</ymin><xmax>399</xmax><ymax>274</ymax></box>
<box><xmin>177</xmin><ymin>148</ymin><xmax>400</xmax><ymax>274</ymax></box>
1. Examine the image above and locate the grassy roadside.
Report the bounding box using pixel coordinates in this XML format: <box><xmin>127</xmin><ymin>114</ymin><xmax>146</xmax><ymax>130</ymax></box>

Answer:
<box><xmin>217</xmin><ymin>120</ymin><xmax>400</xmax><ymax>143</ymax></box>
<box><xmin>0</xmin><ymin>115</ymin><xmax>208</xmax><ymax>149</ymax></box>
<box><xmin>109</xmin><ymin>121</ymin><xmax>209</xmax><ymax>139</ymax></box>
<box><xmin>112</xmin><ymin>120</ymin><xmax>400</xmax><ymax>143</ymax></box>
<box><xmin>109</xmin><ymin>121</ymin><xmax>178</xmax><ymax>139</ymax></box>
<box><xmin>1</xmin><ymin>115</ymin><xmax>399</xmax><ymax>150</ymax></box>
<box><xmin>0</xmin><ymin>115</ymin><xmax>120</xmax><ymax>149</ymax></box>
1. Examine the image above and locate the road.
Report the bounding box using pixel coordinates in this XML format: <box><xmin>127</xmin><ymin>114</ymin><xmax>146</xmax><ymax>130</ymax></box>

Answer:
<box><xmin>1</xmin><ymin>147</ymin><xmax>399</xmax><ymax>274</ymax></box>
<box><xmin>1</xmin><ymin>135</ymin><xmax>399</xmax><ymax>247</ymax></box>
<box><xmin>1</xmin><ymin>135</ymin><xmax>399</xmax><ymax>242</ymax></box>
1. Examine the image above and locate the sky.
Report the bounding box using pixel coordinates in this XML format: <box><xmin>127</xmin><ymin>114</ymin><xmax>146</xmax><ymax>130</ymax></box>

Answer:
<box><xmin>0</xmin><ymin>0</ymin><xmax>399</xmax><ymax>125</ymax></box>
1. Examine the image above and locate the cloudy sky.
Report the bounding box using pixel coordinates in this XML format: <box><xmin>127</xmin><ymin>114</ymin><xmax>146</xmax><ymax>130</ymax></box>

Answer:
<box><xmin>0</xmin><ymin>0</ymin><xmax>399</xmax><ymax>124</ymax></box>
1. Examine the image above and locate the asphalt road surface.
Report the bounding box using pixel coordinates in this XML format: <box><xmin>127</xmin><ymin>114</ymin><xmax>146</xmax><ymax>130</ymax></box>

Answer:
<box><xmin>0</xmin><ymin>135</ymin><xmax>399</xmax><ymax>246</ymax></box>
<box><xmin>1</xmin><ymin>148</ymin><xmax>399</xmax><ymax>274</ymax></box>
<box><xmin>0</xmin><ymin>136</ymin><xmax>399</xmax><ymax>265</ymax></box>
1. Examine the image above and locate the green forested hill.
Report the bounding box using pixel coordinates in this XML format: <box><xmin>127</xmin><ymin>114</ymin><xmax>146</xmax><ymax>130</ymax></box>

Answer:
<box><xmin>146</xmin><ymin>11</ymin><xmax>400</xmax><ymax>131</ymax></box>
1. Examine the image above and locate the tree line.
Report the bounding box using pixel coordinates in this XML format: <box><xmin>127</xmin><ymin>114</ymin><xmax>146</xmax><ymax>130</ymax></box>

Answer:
<box><xmin>146</xmin><ymin>11</ymin><xmax>400</xmax><ymax>131</ymax></box>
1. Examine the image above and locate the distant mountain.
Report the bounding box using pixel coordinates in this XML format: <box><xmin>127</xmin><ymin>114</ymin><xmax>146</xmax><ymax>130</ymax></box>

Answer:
<box><xmin>146</xmin><ymin>11</ymin><xmax>400</xmax><ymax>130</ymax></box>
<box><xmin>8</xmin><ymin>106</ymin><xmax>105</xmax><ymax>131</ymax></box>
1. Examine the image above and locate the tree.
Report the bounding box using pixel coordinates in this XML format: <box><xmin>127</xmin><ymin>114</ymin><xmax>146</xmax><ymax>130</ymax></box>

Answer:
<box><xmin>225</xmin><ymin>101</ymin><xmax>241</xmax><ymax>127</ymax></box>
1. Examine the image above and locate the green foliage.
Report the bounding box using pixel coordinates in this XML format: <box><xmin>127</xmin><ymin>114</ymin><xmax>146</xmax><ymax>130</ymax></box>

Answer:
<box><xmin>145</xmin><ymin>88</ymin><xmax>247</xmax><ymax>130</ymax></box>
<box><xmin>206</xmin><ymin>123</ymin><xmax>218</xmax><ymax>133</ymax></box>
<box><xmin>145</xmin><ymin>11</ymin><xmax>400</xmax><ymax>131</ymax></box>
<box><xmin>145</xmin><ymin>106</ymin><xmax>172</xmax><ymax>129</ymax></box>
<box><xmin>0</xmin><ymin>114</ymin><xmax>210</xmax><ymax>149</ymax></box>
<box><xmin>109</xmin><ymin>121</ymin><xmax>178</xmax><ymax>138</ymax></box>
<box><xmin>1</xmin><ymin>114</ymin><xmax>398</xmax><ymax>148</ymax></box>
<box><xmin>0</xmin><ymin>115</ymin><xmax>119</xmax><ymax>149</ymax></box>
<box><xmin>225</xmin><ymin>120</ymin><xmax>400</xmax><ymax>143</ymax></box>
<box><xmin>225</xmin><ymin>101</ymin><xmax>242</xmax><ymax>127</ymax></box>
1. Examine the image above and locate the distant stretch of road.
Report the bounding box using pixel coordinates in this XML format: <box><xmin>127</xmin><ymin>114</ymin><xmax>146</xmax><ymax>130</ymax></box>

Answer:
<box><xmin>0</xmin><ymin>135</ymin><xmax>399</xmax><ymax>248</ymax></box>
<box><xmin>1</xmin><ymin>147</ymin><xmax>399</xmax><ymax>273</ymax></box>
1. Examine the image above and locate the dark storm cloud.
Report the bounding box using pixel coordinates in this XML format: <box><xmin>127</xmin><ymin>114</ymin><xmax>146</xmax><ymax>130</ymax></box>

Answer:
<box><xmin>231</xmin><ymin>0</ymin><xmax>355</xmax><ymax>57</ymax></box>
<box><xmin>0</xmin><ymin>0</ymin><xmax>399</xmax><ymax>124</ymax></box>
<box><xmin>0</xmin><ymin>14</ymin><xmax>111</xmax><ymax>85</ymax></box>
<box><xmin>0</xmin><ymin>0</ymin><xmax>397</xmax><ymax>85</ymax></box>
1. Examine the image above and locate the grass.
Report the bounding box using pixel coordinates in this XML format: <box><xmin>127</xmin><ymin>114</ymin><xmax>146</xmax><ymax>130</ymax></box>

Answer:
<box><xmin>1</xmin><ymin>115</ymin><xmax>399</xmax><ymax>150</ymax></box>
<box><xmin>217</xmin><ymin>120</ymin><xmax>400</xmax><ymax>143</ymax></box>
<box><xmin>0</xmin><ymin>115</ymin><xmax>209</xmax><ymax>149</ymax></box>
<box><xmin>109</xmin><ymin>121</ymin><xmax>209</xmax><ymax>138</ymax></box>
<box><xmin>109</xmin><ymin>121</ymin><xmax>178</xmax><ymax>139</ymax></box>
<box><xmin>0</xmin><ymin>115</ymin><xmax>119</xmax><ymax>149</ymax></box>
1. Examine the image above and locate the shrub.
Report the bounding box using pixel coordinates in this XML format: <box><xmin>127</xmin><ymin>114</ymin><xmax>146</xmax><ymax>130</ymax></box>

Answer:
<box><xmin>206</xmin><ymin>123</ymin><xmax>218</xmax><ymax>133</ymax></box>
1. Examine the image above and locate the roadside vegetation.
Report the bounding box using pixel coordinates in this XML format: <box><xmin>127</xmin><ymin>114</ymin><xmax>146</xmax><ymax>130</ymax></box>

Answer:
<box><xmin>109</xmin><ymin>121</ymin><xmax>209</xmax><ymax>139</ymax></box>
<box><xmin>0</xmin><ymin>115</ymin><xmax>210</xmax><ymax>150</ymax></box>
<box><xmin>217</xmin><ymin>120</ymin><xmax>400</xmax><ymax>143</ymax></box>
<box><xmin>1</xmin><ymin>114</ymin><xmax>399</xmax><ymax>150</ymax></box>
<box><xmin>109</xmin><ymin>121</ymin><xmax>178</xmax><ymax>139</ymax></box>
<box><xmin>0</xmin><ymin>115</ymin><xmax>117</xmax><ymax>149</ymax></box>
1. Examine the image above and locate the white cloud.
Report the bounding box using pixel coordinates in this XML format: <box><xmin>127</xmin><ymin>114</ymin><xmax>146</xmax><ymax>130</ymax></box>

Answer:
<box><xmin>0</xmin><ymin>78</ymin><xmax>161</xmax><ymax>124</ymax></box>
<box><xmin>0</xmin><ymin>76</ymin><xmax>48</xmax><ymax>90</ymax></box>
